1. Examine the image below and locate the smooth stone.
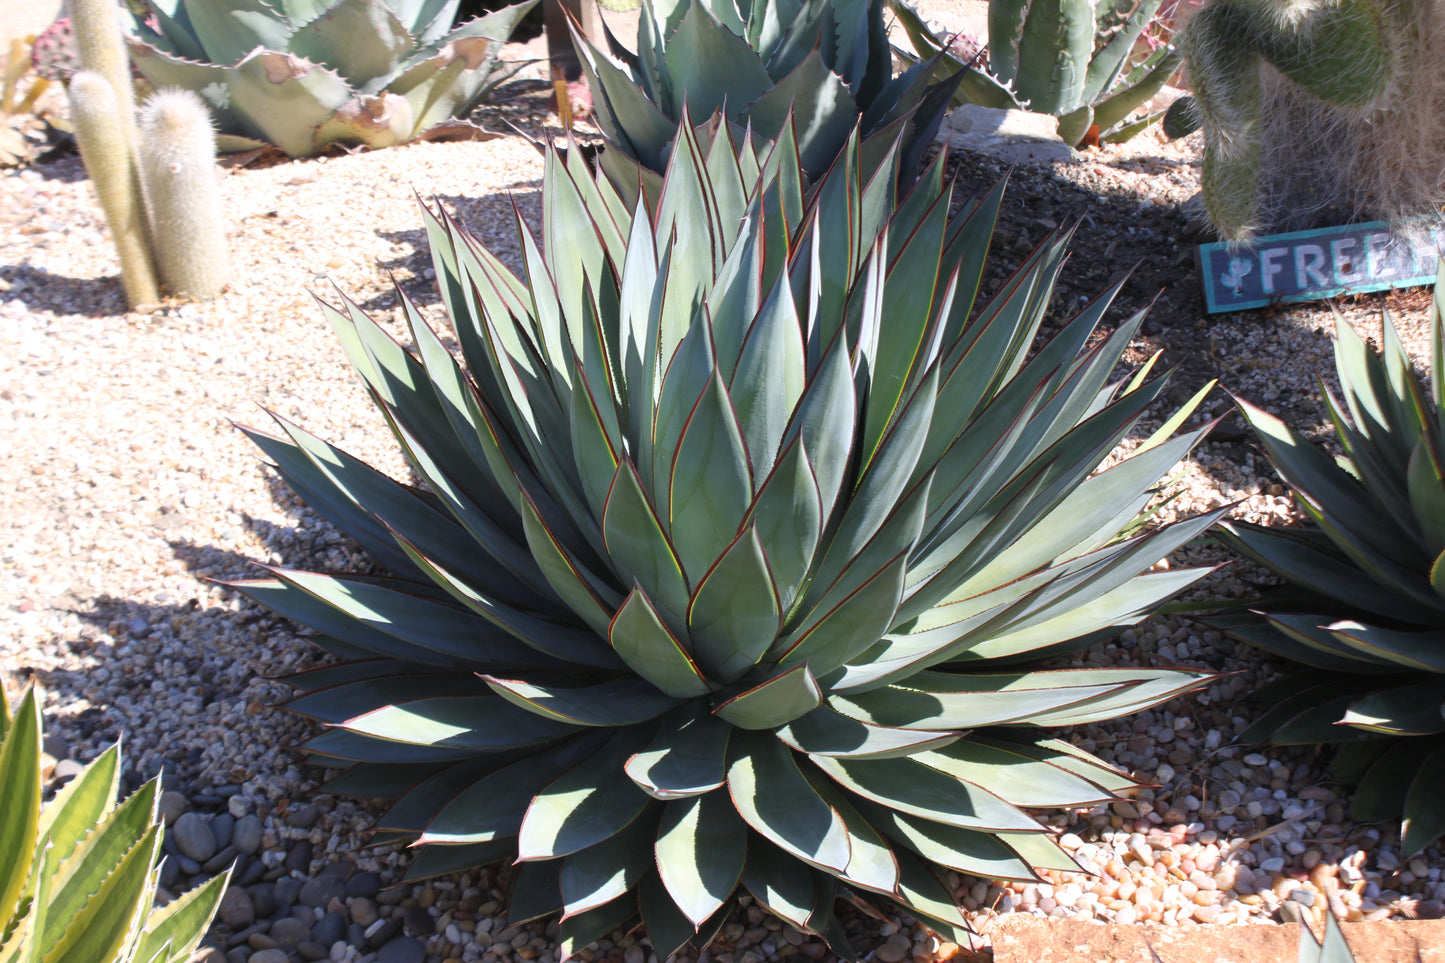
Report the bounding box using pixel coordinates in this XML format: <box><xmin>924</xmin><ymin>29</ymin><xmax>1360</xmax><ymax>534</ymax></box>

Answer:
<box><xmin>159</xmin><ymin>857</ymin><xmax>181</xmax><ymax>890</ymax></box>
<box><xmin>52</xmin><ymin>759</ymin><xmax>84</xmax><ymax>783</ymax></box>
<box><xmin>172</xmin><ymin>813</ymin><xmax>217</xmax><ymax>863</ymax></box>
<box><xmin>225</xmin><ymin>949</ymin><xmax>249</xmax><ymax>963</ymax></box>
<box><xmin>940</xmin><ymin>104</ymin><xmax>1077</xmax><ymax>165</ymax></box>
<box><xmin>299</xmin><ymin>877</ymin><xmax>346</xmax><ymax>909</ymax></box>
<box><xmin>247</xmin><ymin>884</ymin><xmax>277</xmax><ymax>919</ymax></box>
<box><xmin>346</xmin><ymin>923</ymin><xmax>367</xmax><ymax>947</ymax></box>
<box><xmin>376</xmin><ymin>886</ymin><xmax>406</xmax><ymax>906</ymax></box>
<box><xmin>205</xmin><ymin>844</ymin><xmax>239</xmax><ymax>875</ymax></box>
<box><xmin>158</xmin><ymin>790</ymin><xmax>189</xmax><ymax>826</ymax></box>
<box><xmin>344</xmin><ymin>873</ymin><xmax>381</xmax><ymax>899</ymax></box>
<box><xmin>176</xmin><ymin>855</ymin><xmax>202</xmax><ymax>876</ymax></box>
<box><xmin>319</xmin><ymin>860</ymin><xmax>356</xmax><ymax>881</ymax></box>
<box><xmin>348</xmin><ymin>898</ymin><xmax>378</xmax><ymax>927</ymax></box>
<box><xmin>313</xmin><ymin>911</ymin><xmax>347</xmax><ymax>946</ymax></box>
<box><xmin>273</xmin><ymin>877</ymin><xmax>304</xmax><ymax>908</ymax></box>
<box><xmin>192</xmin><ymin>794</ymin><xmax>225</xmax><ymax>809</ymax></box>
<box><xmin>193</xmin><ymin>948</ymin><xmax>226</xmax><ymax>963</ymax></box>
<box><xmin>247</xmin><ymin>934</ymin><xmax>278</xmax><ymax>951</ymax></box>
<box><xmin>218</xmin><ymin>888</ymin><xmax>256</xmax><ymax>929</ymax></box>
<box><xmin>377</xmin><ymin>936</ymin><xmax>426</xmax><ymax>963</ymax></box>
<box><xmin>249</xmin><ymin>951</ymin><xmax>290</xmax><ymax>963</ymax></box>
<box><xmin>402</xmin><ymin>905</ymin><xmax>434</xmax><ymax>936</ymax></box>
<box><xmin>298</xmin><ymin>942</ymin><xmax>329</xmax><ymax>961</ymax></box>
<box><xmin>285</xmin><ymin>804</ymin><xmax>321</xmax><ymax>829</ymax></box>
<box><xmin>233</xmin><ymin>815</ymin><xmax>263</xmax><ymax>856</ymax></box>
<box><xmin>239</xmin><ymin>859</ymin><xmax>266</xmax><ymax>886</ymax></box>
<box><xmin>270</xmin><ymin>916</ymin><xmax>312</xmax><ymax>950</ymax></box>
<box><xmin>226</xmin><ymin>923</ymin><xmax>269</xmax><ymax>949</ymax></box>
<box><xmin>284</xmin><ymin>841</ymin><xmax>313</xmax><ymax>876</ymax></box>
<box><xmin>365</xmin><ymin>919</ymin><xmax>403</xmax><ymax>950</ymax></box>
<box><xmin>210</xmin><ymin>814</ymin><xmax>236</xmax><ymax>850</ymax></box>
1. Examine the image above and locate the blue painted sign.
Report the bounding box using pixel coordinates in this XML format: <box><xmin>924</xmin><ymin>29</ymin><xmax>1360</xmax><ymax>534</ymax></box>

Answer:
<box><xmin>1197</xmin><ymin>219</ymin><xmax>1445</xmax><ymax>313</ymax></box>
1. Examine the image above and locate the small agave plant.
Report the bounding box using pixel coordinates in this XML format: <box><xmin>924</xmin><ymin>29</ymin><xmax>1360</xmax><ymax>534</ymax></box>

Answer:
<box><xmin>0</xmin><ymin>685</ymin><xmax>229</xmax><ymax>960</ymax></box>
<box><xmin>1217</xmin><ymin>281</ymin><xmax>1445</xmax><ymax>856</ymax></box>
<box><xmin>234</xmin><ymin>118</ymin><xmax>1221</xmax><ymax>955</ymax></box>
<box><xmin>891</xmin><ymin>0</ymin><xmax>1181</xmax><ymax>147</ymax></box>
<box><xmin>574</xmin><ymin>0</ymin><xmax>956</xmax><ymax>200</ymax></box>
<box><xmin>119</xmin><ymin>0</ymin><xmax>537</xmax><ymax>157</ymax></box>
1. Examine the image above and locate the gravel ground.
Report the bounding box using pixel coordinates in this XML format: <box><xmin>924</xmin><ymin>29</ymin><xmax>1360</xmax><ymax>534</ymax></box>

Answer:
<box><xmin>2</xmin><ymin>84</ymin><xmax>1443</xmax><ymax>963</ymax></box>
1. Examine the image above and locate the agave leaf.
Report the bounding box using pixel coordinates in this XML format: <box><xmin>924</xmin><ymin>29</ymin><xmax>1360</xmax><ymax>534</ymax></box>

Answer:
<box><xmin>1348</xmin><ymin>740</ymin><xmax>1419</xmax><ymax>822</ymax></box>
<box><xmin>687</xmin><ymin>528</ymin><xmax>781</xmax><ymax>682</ymax></box>
<box><xmin>829</xmin><ymin>669</ymin><xmax>1139</xmax><ymax>727</ymax></box>
<box><xmin>625</xmin><ymin>711</ymin><xmax>732</xmax><ymax>799</ymax></box>
<box><xmin>35</xmin><ymin>744</ymin><xmax>121</xmax><ymax>865</ymax></box>
<box><xmin>508</xmin><ymin>860</ymin><xmax>563</xmax><ymax>924</ymax></box>
<box><xmin>610</xmin><ymin>589</ymin><xmax>712</xmax><ymax>698</ymax></box>
<box><xmin>484</xmin><ymin>676</ymin><xmax>681</xmax><ymax>727</ymax></box>
<box><xmin>347</xmin><ymin>695</ymin><xmax>586</xmax><ymax>750</ymax></box>
<box><xmin>803</xmin><ymin>771</ymin><xmax>900</xmax><ymax>895</ymax></box>
<box><xmin>133</xmin><ymin>866</ymin><xmax>232</xmax><ymax>963</ymax></box>
<box><xmin>125</xmin><ymin>42</ymin><xmax>247</xmax><ymax>131</ymax></box>
<box><xmin>404</xmin><ymin>839</ymin><xmax>515</xmax><ymax>882</ymax></box>
<box><xmin>740</xmin><ymin>838</ymin><xmax>821</xmax><ymax>932</ymax></box>
<box><xmin>668</xmin><ymin>372</ymin><xmax>754</xmax><ymax>580</ymax></box>
<box><xmin>776</xmin><ymin>706</ymin><xmax>960</xmax><ymax>759</ymax></box>
<box><xmin>1339</xmin><ymin>681</ymin><xmax>1445</xmax><ymax>736</ymax></box>
<box><xmin>912</xmin><ymin>741</ymin><xmax>1117</xmax><ymax>809</ymax></box>
<box><xmin>419</xmin><ymin>734</ymin><xmax>608</xmax><ymax>844</ymax></box>
<box><xmin>181</xmin><ymin>0</ymin><xmax>295</xmax><ymax>66</ymax></box>
<box><xmin>746</xmin><ymin>52</ymin><xmax>860</xmax><ymax>176</ymax></box>
<box><xmin>389</xmin><ymin>20</ymin><xmax>528</xmax><ymax>134</ymax></box>
<box><xmin>747</xmin><ymin>439</ymin><xmax>824</xmax><ymax>612</ymax></box>
<box><xmin>726</xmin><ymin>733</ymin><xmax>852</xmax><ymax>873</ymax></box>
<box><xmin>713</xmin><ymin>664</ymin><xmax>823</xmax><ymax>730</ymax></box>
<box><xmin>227</xmin><ymin>51</ymin><xmax>354</xmax><ymax>158</ymax></box>
<box><xmin>654</xmin><ymin>792</ymin><xmax>747</xmax><ymax>926</ymax></box>
<box><xmin>288</xmin><ymin>0</ymin><xmax>411</xmax><ymax>87</ymax></box>
<box><xmin>889</xmin><ymin>846</ymin><xmax>969</xmax><ymax>935</ymax></box>
<box><xmin>559</xmin><ymin>812</ymin><xmax>656</xmax><ymax>917</ymax></box>
<box><xmin>603</xmin><ymin>461</ymin><xmax>692</xmax><ymax>630</ymax></box>
<box><xmin>519</xmin><ymin>492</ymin><xmax>620</xmax><ymax>639</ymax></box>
<box><xmin>306</xmin><ymin>728</ymin><xmax>478</xmax><ymax>764</ymax></box>
<box><xmin>377</xmin><ymin>756</ymin><xmax>519</xmax><ymax>834</ymax></box>
<box><xmin>664</xmin><ymin>0</ymin><xmax>773</xmax><ymax>121</ymax></box>
<box><xmin>1401</xmin><ymin>742</ymin><xmax>1445</xmax><ymax>854</ymax></box>
<box><xmin>0</xmin><ymin>688</ymin><xmax>40</xmax><ymax>931</ymax></box>
<box><xmin>1093</xmin><ymin>48</ymin><xmax>1181</xmax><ymax>135</ymax></box>
<box><xmin>862</xmin><ymin>804</ymin><xmax>1042</xmax><ymax>882</ymax></box>
<box><xmin>728</xmin><ymin>274</ymin><xmax>808</xmax><ymax>482</ymax></box>
<box><xmin>557</xmin><ymin>892</ymin><xmax>637</xmax><ymax>963</ymax></box>
<box><xmin>575</xmin><ymin>32</ymin><xmax>675</xmax><ymax>173</ymax></box>
<box><xmin>775</xmin><ymin>552</ymin><xmax>909</xmax><ymax>671</ymax></box>
<box><xmin>44</xmin><ymin>824</ymin><xmax>160</xmax><ymax>963</ymax></box>
<box><xmin>811</xmin><ymin>754</ymin><xmax>1042</xmax><ymax>832</ymax></box>
<box><xmin>1326</xmin><ymin>620</ymin><xmax>1445</xmax><ymax>672</ymax></box>
<box><xmin>638</xmin><ymin>871</ymin><xmax>702</xmax><ymax>957</ymax></box>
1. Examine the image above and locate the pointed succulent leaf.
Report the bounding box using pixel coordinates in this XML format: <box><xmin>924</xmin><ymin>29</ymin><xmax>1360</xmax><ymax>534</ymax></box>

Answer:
<box><xmin>287</xmin><ymin>0</ymin><xmax>412</xmax><ymax>88</ymax></box>
<box><xmin>0</xmin><ymin>688</ymin><xmax>41</xmax><ymax>931</ymax></box>
<box><xmin>776</xmin><ymin>707</ymin><xmax>960</xmax><ymax>759</ymax></box>
<box><xmin>182</xmin><ymin>0</ymin><xmax>295</xmax><ymax>66</ymax></box>
<box><xmin>625</xmin><ymin>711</ymin><xmax>732</xmax><ymax>799</ymax></box>
<box><xmin>687</xmin><ymin>528</ymin><xmax>781</xmax><ymax>681</ymax></box>
<box><xmin>726</xmin><ymin>733</ymin><xmax>852</xmax><ymax>872</ymax></box>
<box><xmin>811</xmin><ymin>753</ymin><xmax>1041</xmax><ymax>832</ymax></box>
<box><xmin>610</xmin><ymin>589</ymin><xmax>711</xmax><ymax>698</ymax></box>
<box><xmin>654</xmin><ymin>792</ymin><xmax>747</xmax><ymax>926</ymax></box>
<box><xmin>713</xmin><ymin>664</ymin><xmax>823</xmax><ymax>730</ymax></box>
<box><xmin>484</xmin><ymin>676</ymin><xmax>681</xmax><ymax>727</ymax></box>
<box><xmin>227</xmin><ymin>51</ymin><xmax>354</xmax><ymax>158</ymax></box>
<box><xmin>558</xmin><ymin>813</ymin><xmax>656</xmax><ymax>917</ymax></box>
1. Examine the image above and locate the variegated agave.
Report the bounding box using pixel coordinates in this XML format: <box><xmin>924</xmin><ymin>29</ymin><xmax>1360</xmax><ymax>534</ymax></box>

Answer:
<box><xmin>1216</xmin><ymin>283</ymin><xmax>1445</xmax><ymax>856</ymax></box>
<box><xmin>234</xmin><ymin>119</ymin><xmax>1220</xmax><ymax>956</ymax></box>
<box><xmin>120</xmin><ymin>0</ymin><xmax>537</xmax><ymax>156</ymax></box>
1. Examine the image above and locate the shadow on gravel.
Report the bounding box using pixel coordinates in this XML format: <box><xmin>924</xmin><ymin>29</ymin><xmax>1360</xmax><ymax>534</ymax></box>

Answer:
<box><xmin>0</xmin><ymin>262</ymin><xmax>128</xmax><ymax>317</ymax></box>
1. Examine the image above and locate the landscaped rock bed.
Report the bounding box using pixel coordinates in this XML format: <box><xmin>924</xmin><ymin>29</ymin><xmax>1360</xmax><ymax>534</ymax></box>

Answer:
<box><xmin>1</xmin><ymin>85</ymin><xmax>1441</xmax><ymax>963</ymax></box>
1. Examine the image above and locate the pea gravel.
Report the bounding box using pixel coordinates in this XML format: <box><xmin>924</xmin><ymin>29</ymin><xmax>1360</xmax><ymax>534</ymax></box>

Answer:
<box><xmin>2</xmin><ymin>117</ymin><xmax>1442</xmax><ymax>963</ymax></box>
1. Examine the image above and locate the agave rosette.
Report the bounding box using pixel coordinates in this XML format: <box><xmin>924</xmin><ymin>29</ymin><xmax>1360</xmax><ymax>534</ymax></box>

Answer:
<box><xmin>121</xmin><ymin>0</ymin><xmax>536</xmax><ymax>156</ymax></box>
<box><xmin>575</xmin><ymin>0</ymin><xmax>956</xmax><ymax>201</ymax></box>
<box><xmin>235</xmin><ymin>119</ymin><xmax>1219</xmax><ymax>955</ymax></box>
<box><xmin>1217</xmin><ymin>284</ymin><xmax>1445</xmax><ymax>855</ymax></box>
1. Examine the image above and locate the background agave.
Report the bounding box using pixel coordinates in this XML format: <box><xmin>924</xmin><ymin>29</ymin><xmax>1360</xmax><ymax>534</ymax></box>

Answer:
<box><xmin>891</xmin><ymin>0</ymin><xmax>1181</xmax><ymax>148</ymax></box>
<box><xmin>574</xmin><ymin>0</ymin><xmax>957</xmax><ymax>199</ymax></box>
<box><xmin>0</xmin><ymin>685</ymin><xmax>229</xmax><ymax>960</ymax></box>
<box><xmin>1216</xmin><ymin>282</ymin><xmax>1445</xmax><ymax>856</ymax></box>
<box><xmin>119</xmin><ymin>0</ymin><xmax>537</xmax><ymax>156</ymax></box>
<box><xmin>235</xmin><ymin>119</ymin><xmax>1220</xmax><ymax>955</ymax></box>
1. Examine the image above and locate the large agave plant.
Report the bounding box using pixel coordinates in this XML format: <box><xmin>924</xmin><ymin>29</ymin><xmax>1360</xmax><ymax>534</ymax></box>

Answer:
<box><xmin>1217</xmin><ymin>283</ymin><xmax>1445</xmax><ymax>856</ymax></box>
<box><xmin>0</xmin><ymin>686</ymin><xmax>229</xmax><ymax>960</ymax></box>
<box><xmin>119</xmin><ymin>0</ymin><xmax>537</xmax><ymax>157</ymax></box>
<box><xmin>574</xmin><ymin>0</ymin><xmax>956</xmax><ymax>199</ymax></box>
<box><xmin>234</xmin><ymin>119</ymin><xmax>1221</xmax><ymax>956</ymax></box>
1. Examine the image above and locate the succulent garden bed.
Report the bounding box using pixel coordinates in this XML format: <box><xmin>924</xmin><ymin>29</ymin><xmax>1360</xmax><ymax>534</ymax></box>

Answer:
<box><xmin>2</xmin><ymin>44</ymin><xmax>1444</xmax><ymax>963</ymax></box>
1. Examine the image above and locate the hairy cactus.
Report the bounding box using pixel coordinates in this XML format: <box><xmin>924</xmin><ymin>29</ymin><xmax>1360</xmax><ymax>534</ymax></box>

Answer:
<box><xmin>1167</xmin><ymin>0</ymin><xmax>1445</xmax><ymax>239</ymax></box>
<box><xmin>72</xmin><ymin>0</ymin><xmax>138</xmax><ymax>153</ymax></box>
<box><xmin>68</xmin><ymin>71</ymin><xmax>160</xmax><ymax>307</ymax></box>
<box><xmin>137</xmin><ymin>89</ymin><xmax>229</xmax><ymax>301</ymax></box>
<box><xmin>892</xmin><ymin>0</ymin><xmax>1181</xmax><ymax>147</ymax></box>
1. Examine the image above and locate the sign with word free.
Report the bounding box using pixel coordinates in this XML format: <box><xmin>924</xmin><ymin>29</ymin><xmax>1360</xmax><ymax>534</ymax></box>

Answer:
<box><xmin>1197</xmin><ymin>219</ymin><xmax>1445</xmax><ymax>313</ymax></box>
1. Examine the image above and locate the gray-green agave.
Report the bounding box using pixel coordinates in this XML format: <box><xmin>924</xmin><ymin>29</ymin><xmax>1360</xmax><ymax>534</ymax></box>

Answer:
<box><xmin>1216</xmin><ymin>280</ymin><xmax>1445</xmax><ymax>856</ymax></box>
<box><xmin>891</xmin><ymin>0</ymin><xmax>1181</xmax><ymax>148</ymax></box>
<box><xmin>234</xmin><ymin>118</ymin><xmax>1220</xmax><ymax>956</ymax></box>
<box><xmin>119</xmin><ymin>0</ymin><xmax>537</xmax><ymax>157</ymax></box>
<box><xmin>0</xmin><ymin>686</ymin><xmax>230</xmax><ymax>961</ymax></box>
<box><xmin>574</xmin><ymin>0</ymin><xmax>956</xmax><ymax>199</ymax></box>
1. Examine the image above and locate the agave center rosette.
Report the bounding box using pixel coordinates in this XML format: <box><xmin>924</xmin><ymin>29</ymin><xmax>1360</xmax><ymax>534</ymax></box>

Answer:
<box><xmin>234</xmin><ymin>117</ymin><xmax>1220</xmax><ymax>955</ymax></box>
<box><xmin>1215</xmin><ymin>286</ymin><xmax>1445</xmax><ymax>855</ymax></box>
<box><xmin>120</xmin><ymin>0</ymin><xmax>536</xmax><ymax>156</ymax></box>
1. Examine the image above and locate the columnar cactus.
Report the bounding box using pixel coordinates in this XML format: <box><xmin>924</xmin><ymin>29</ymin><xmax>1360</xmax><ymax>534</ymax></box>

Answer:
<box><xmin>68</xmin><ymin>70</ymin><xmax>160</xmax><ymax>307</ymax></box>
<box><xmin>137</xmin><ymin>89</ymin><xmax>230</xmax><ymax>301</ymax></box>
